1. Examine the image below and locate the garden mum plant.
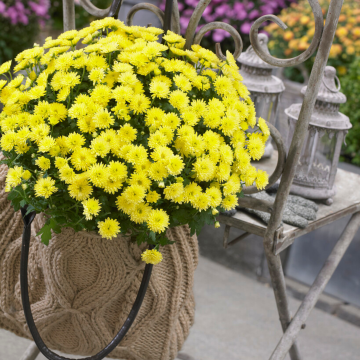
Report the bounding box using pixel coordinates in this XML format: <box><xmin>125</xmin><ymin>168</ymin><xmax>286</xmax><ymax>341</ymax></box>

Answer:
<box><xmin>0</xmin><ymin>17</ymin><xmax>269</xmax><ymax>264</ymax></box>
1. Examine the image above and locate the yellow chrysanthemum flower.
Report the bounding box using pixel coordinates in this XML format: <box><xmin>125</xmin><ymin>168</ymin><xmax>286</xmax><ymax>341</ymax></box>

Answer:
<box><xmin>247</xmin><ymin>133</ymin><xmax>266</xmax><ymax>160</ymax></box>
<box><xmin>0</xmin><ymin>60</ymin><xmax>11</xmax><ymax>75</ymax></box>
<box><xmin>169</xmin><ymin>90</ymin><xmax>189</xmax><ymax>110</ymax></box>
<box><xmin>128</xmin><ymin>94</ymin><xmax>151</xmax><ymax>114</ymax></box>
<box><xmin>130</xmin><ymin>202</ymin><xmax>151</xmax><ymax>224</ymax></box>
<box><xmin>34</xmin><ymin>177</ymin><xmax>57</xmax><ymax>198</ymax></box>
<box><xmin>5</xmin><ymin>166</ymin><xmax>24</xmax><ymax>188</ymax></box>
<box><xmin>35</xmin><ymin>156</ymin><xmax>51</xmax><ymax>171</ymax></box>
<box><xmin>141</xmin><ymin>249</ymin><xmax>163</xmax><ymax>265</ymax></box>
<box><xmin>222</xmin><ymin>194</ymin><xmax>238</xmax><ymax>211</ymax></box>
<box><xmin>68</xmin><ymin>177</ymin><xmax>93</xmax><ymax>200</ymax></box>
<box><xmin>164</xmin><ymin>183</ymin><xmax>184</xmax><ymax>201</ymax></box>
<box><xmin>147</xmin><ymin>209</ymin><xmax>169</xmax><ymax>233</ymax></box>
<box><xmin>88</xmin><ymin>163</ymin><xmax>109</xmax><ymax>188</ymax></box>
<box><xmin>82</xmin><ymin>197</ymin><xmax>101</xmax><ymax>220</ymax></box>
<box><xmin>146</xmin><ymin>190</ymin><xmax>160</xmax><ymax>203</ymax></box>
<box><xmin>108</xmin><ymin>161</ymin><xmax>128</xmax><ymax>181</ymax></box>
<box><xmin>123</xmin><ymin>184</ymin><xmax>146</xmax><ymax>204</ymax></box>
<box><xmin>193</xmin><ymin>157</ymin><xmax>216</xmax><ymax>182</ymax></box>
<box><xmin>258</xmin><ymin>117</ymin><xmax>270</xmax><ymax>139</ymax></box>
<box><xmin>71</xmin><ymin>147</ymin><xmax>97</xmax><ymax>171</ymax></box>
<box><xmin>255</xmin><ymin>169</ymin><xmax>269</xmax><ymax>190</ymax></box>
<box><xmin>98</xmin><ymin>218</ymin><xmax>120</xmax><ymax>240</ymax></box>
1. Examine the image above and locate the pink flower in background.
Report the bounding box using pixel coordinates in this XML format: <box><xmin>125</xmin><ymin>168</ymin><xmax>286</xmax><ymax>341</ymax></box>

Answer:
<box><xmin>160</xmin><ymin>0</ymin><xmax>297</xmax><ymax>42</ymax></box>
<box><xmin>29</xmin><ymin>0</ymin><xmax>50</xmax><ymax>17</ymax></box>
<box><xmin>0</xmin><ymin>1</ymin><xmax>6</xmax><ymax>13</ymax></box>
<box><xmin>0</xmin><ymin>0</ymin><xmax>49</xmax><ymax>25</ymax></box>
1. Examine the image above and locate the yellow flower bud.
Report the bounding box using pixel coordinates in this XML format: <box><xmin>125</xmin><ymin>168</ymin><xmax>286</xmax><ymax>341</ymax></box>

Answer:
<box><xmin>214</xmin><ymin>221</ymin><xmax>220</xmax><ymax>228</ymax></box>
<box><xmin>22</xmin><ymin>170</ymin><xmax>31</xmax><ymax>180</ymax></box>
<box><xmin>212</xmin><ymin>209</ymin><xmax>219</xmax><ymax>216</ymax></box>
<box><xmin>158</xmin><ymin>181</ymin><xmax>165</xmax><ymax>188</ymax></box>
<box><xmin>21</xmin><ymin>184</ymin><xmax>28</xmax><ymax>190</ymax></box>
<box><xmin>29</xmin><ymin>71</ymin><xmax>37</xmax><ymax>81</ymax></box>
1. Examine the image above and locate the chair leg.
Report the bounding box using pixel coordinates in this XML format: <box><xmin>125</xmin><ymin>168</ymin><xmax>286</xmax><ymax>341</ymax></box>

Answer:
<box><xmin>263</xmin><ymin>236</ymin><xmax>302</xmax><ymax>360</ymax></box>
<box><xmin>20</xmin><ymin>342</ymin><xmax>40</xmax><ymax>360</ymax></box>
<box><xmin>269</xmin><ymin>211</ymin><xmax>360</xmax><ymax>360</ymax></box>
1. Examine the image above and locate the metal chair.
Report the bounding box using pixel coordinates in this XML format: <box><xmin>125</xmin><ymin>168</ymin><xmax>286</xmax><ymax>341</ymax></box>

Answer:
<box><xmin>22</xmin><ymin>0</ymin><xmax>354</xmax><ymax>359</ymax></box>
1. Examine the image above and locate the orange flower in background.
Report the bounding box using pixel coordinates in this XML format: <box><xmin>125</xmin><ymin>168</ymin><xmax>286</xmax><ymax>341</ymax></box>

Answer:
<box><xmin>347</xmin><ymin>46</ymin><xmax>355</xmax><ymax>55</ymax></box>
<box><xmin>336</xmin><ymin>27</ymin><xmax>348</xmax><ymax>37</ymax></box>
<box><xmin>337</xmin><ymin>66</ymin><xmax>347</xmax><ymax>76</ymax></box>
<box><xmin>283</xmin><ymin>31</ymin><xmax>294</xmax><ymax>41</ymax></box>
<box><xmin>266</xmin><ymin>0</ymin><xmax>360</xmax><ymax>65</ymax></box>
<box><xmin>300</xmin><ymin>16</ymin><xmax>310</xmax><ymax>25</ymax></box>
<box><xmin>329</xmin><ymin>44</ymin><xmax>343</xmax><ymax>58</ymax></box>
<box><xmin>353</xmin><ymin>27</ymin><xmax>360</xmax><ymax>38</ymax></box>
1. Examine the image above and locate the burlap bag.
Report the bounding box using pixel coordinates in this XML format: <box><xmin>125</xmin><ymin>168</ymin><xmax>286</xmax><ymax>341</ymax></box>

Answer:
<box><xmin>0</xmin><ymin>158</ymin><xmax>199</xmax><ymax>360</ymax></box>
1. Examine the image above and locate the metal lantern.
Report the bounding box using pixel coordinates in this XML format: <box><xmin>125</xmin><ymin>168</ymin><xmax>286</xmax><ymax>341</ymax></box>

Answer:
<box><xmin>285</xmin><ymin>66</ymin><xmax>352</xmax><ymax>205</ymax></box>
<box><xmin>238</xmin><ymin>33</ymin><xmax>285</xmax><ymax>158</ymax></box>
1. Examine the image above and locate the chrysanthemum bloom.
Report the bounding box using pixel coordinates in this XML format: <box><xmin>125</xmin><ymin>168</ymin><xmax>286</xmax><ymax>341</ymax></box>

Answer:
<box><xmin>34</xmin><ymin>177</ymin><xmax>58</xmax><ymax>198</ymax></box>
<box><xmin>35</xmin><ymin>156</ymin><xmax>51</xmax><ymax>171</ymax></box>
<box><xmin>82</xmin><ymin>198</ymin><xmax>101</xmax><ymax>220</ymax></box>
<box><xmin>98</xmin><ymin>218</ymin><xmax>121</xmax><ymax>239</ymax></box>
<box><xmin>147</xmin><ymin>209</ymin><xmax>169</xmax><ymax>233</ymax></box>
<box><xmin>141</xmin><ymin>249</ymin><xmax>163</xmax><ymax>265</ymax></box>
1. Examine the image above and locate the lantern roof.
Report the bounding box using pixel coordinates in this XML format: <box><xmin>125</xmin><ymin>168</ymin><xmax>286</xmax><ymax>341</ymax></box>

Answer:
<box><xmin>285</xmin><ymin>103</ymin><xmax>351</xmax><ymax>130</ymax></box>
<box><xmin>238</xmin><ymin>34</ymin><xmax>285</xmax><ymax>94</ymax></box>
<box><xmin>285</xmin><ymin>66</ymin><xmax>351</xmax><ymax>130</ymax></box>
<box><xmin>238</xmin><ymin>34</ymin><xmax>276</xmax><ymax>70</ymax></box>
<box><xmin>301</xmin><ymin>66</ymin><xmax>346</xmax><ymax>104</ymax></box>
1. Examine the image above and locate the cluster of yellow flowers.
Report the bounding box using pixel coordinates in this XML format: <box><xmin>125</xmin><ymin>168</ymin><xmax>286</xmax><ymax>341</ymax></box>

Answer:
<box><xmin>0</xmin><ymin>17</ymin><xmax>268</xmax><ymax>264</ymax></box>
<box><xmin>266</xmin><ymin>0</ymin><xmax>360</xmax><ymax>75</ymax></box>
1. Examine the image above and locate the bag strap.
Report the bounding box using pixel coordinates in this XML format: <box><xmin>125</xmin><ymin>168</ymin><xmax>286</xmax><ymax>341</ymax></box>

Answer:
<box><xmin>20</xmin><ymin>208</ymin><xmax>153</xmax><ymax>360</ymax></box>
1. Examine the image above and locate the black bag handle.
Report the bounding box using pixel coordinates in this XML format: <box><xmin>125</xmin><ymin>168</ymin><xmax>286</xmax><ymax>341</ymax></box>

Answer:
<box><xmin>20</xmin><ymin>208</ymin><xmax>153</xmax><ymax>360</ymax></box>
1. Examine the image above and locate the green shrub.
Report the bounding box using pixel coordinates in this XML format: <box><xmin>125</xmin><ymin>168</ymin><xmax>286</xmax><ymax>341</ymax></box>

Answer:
<box><xmin>340</xmin><ymin>58</ymin><xmax>360</xmax><ymax>165</ymax></box>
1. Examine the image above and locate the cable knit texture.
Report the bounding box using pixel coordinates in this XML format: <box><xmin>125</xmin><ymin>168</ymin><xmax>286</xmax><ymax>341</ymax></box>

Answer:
<box><xmin>0</xmin><ymin>156</ymin><xmax>199</xmax><ymax>360</ymax></box>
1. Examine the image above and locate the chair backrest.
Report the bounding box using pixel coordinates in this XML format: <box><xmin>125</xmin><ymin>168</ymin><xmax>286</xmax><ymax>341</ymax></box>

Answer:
<box><xmin>62</xmin><ymin>0</ymin><xmax>344</xmax><ymax>239</ymax></box>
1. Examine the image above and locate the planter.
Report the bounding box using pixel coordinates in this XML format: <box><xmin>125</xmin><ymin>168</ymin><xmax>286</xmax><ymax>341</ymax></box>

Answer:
<box><xmin>0</xmin><ymin>171</ymin><xmax>198</xmax><ymax>360</ymax></box>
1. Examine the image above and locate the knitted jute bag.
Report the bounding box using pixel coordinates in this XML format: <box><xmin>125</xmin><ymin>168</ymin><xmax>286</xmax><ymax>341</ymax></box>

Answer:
<box><xmin>0</xmin><ymin>158</ymin><xmax>199</xmax><ymax>360</ymax></box>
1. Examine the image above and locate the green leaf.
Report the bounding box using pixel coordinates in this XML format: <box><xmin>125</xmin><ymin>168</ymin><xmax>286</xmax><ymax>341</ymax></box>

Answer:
<box><xmin>7</xmin><ymin>191</ymin><xmax>20</xmax><ymax>201</ymax></box>
<box><xmin>36</xmin><ymin>218</ymin><xmax>61</xmax><ymax>245</ymax></box>
<box><xmin>25</xmin><ymin>205</ymin><xmax>36</xmax><ymax>215</ymax></box>
<box><xmin>36</xmin><ymin>224</ymin><xmax>52</xmax><ymax>246</ymax></box>
<box><xmin>149</xmin><ymin>231</ymin><xmax>156</xmax><ymax>242</ymax></box>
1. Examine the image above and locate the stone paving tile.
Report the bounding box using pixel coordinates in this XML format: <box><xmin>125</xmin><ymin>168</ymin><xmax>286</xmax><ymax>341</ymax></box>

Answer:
<box><xmin>1</xmin><ymin>256</ymin><xmax>360</xmax><ymax>360</ymax></box>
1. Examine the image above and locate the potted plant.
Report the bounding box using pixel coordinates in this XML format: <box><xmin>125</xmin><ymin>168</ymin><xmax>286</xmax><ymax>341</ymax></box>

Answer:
<box><xmin>0</xmin><ymin>17</ymin><xmax>269</xmax><ymax>358</ymax></box>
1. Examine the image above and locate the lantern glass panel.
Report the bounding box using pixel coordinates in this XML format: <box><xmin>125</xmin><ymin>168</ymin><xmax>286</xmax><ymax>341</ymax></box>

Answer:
<box><xmin>252</xmin><ymin>93</ymin><xmax>280</xmax><ymax>126</ymax></box>
<box><xmin>288</xmin><ymin>119</ymin><xmax>337</xmax><ymax>189</ymax></box>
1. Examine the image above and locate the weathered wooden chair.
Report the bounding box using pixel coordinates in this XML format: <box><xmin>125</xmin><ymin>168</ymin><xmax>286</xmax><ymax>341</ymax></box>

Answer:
<box><xmin>21</xmin><ymin>0</ymin><xmax>358</xmax><ymax>360</ymax></box>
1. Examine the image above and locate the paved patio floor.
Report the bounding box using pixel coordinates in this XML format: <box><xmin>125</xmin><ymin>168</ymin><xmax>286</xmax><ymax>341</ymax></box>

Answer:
<box><xmin>1</xmin><ymin>256</ymin><xmax>359</xmax><ymax>360</ymax></box>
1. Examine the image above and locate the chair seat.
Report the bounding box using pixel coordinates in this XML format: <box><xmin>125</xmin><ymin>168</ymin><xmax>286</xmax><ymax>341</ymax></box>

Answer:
<box><xmin>218</xmin><ymin>151</ymin><xmax>360</xmax><ymax>255</ymax></box>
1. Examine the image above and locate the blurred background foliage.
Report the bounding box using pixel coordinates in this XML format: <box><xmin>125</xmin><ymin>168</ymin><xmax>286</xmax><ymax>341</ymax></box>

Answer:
<box><xmin>265</xmin><ymin>0</ymin><xmax>360</xmax><ymax>165</ymax></box>
<box><xmin>49</xmin><ymin>0</ymin><xmax>111</xmax><ymax>30</ymax></box>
